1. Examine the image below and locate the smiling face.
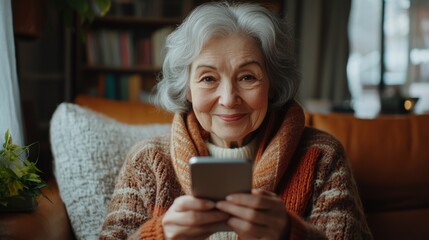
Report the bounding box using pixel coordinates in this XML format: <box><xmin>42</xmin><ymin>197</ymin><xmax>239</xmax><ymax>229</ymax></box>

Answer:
<box><xmin>188</xmin><ymin>34</ymin><xmax>270</xmax><ymax>148</ymax></box>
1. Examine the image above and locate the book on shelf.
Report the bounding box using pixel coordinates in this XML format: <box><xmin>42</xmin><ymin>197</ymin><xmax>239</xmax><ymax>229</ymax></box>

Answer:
<box><xmin>86</xmin><ymin>31</ymin><xmax>96</xmax><ymax>65</ymax></box>
<box><xmin>105</xmin><ymin>74</ymin><xmax>118</xmax><ymax>99</ymax></box>
<box><xmin>151</xmin><ymin>26</ymin><xmax>174</xmax><ymax>68</ymax></box>
<box><xmin>134</xmin><ymin>33</ymin><xmax>151</xmax><ymax>67</ymax></box>
<box><xmin>135</xmin><ymin>37</ymin><xmax>152</xmax><ymax>66</ymax></box>
<box><xmin>108</xmin><ymin>31</ymin><xmax>122</xmax><ymax>67</ymax></box>
<box><xmin>86</xmin><ymin>26</ymin><xmax>173</xmax><ymax>69</ymax></box>
<box><xmin>119</xmin><ymin>31</ymin><xmax>133</xmax><ymax>67</ymax></box>
<box><xmin>98</xmin><ymin>30</ymin><xmax>112</xmax><ymax>66</ymax></box>
<box><xmin>94</xmin><ymin>73</ymin><xmax>144</xmax><ymax>102</ymax></box>
<box><xmin>119</xmin><ymin>75</ymin><xmax>130</xmax><ymax>100</ymax></box>
<box><xmin>128</xmin><ymin>74</ymin><xmax>143</xmax><ymax>101</ymax></box>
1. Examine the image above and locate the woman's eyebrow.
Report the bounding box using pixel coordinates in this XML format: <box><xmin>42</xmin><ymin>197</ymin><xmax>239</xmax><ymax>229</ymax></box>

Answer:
<box><xmin>195</xmin><ymin>60</ymin><xmax>262</xmax><ymax>70</ymax></box>
<box><xmin>196</xmin><ymin>64</ymin><xmax>216</xmax><ymax>70</ymax></box>
<box><xmin>239</xmin><ymin>60</ymin><xmax>263</xmax><ymax>68</ymax></box>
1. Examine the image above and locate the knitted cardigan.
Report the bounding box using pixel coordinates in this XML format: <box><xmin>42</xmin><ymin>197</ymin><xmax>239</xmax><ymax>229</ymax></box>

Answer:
<box><xmin>100</xmin><ymin>102</ymin><xmax>372</xmax><ymax>240</ymax></box>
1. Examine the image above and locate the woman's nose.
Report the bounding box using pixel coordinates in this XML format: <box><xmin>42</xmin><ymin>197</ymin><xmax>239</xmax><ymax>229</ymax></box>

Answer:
<box><xmin>218</xmin><ymin>81</ymin><xmax>241</xmax><ymax>107</ymax></box>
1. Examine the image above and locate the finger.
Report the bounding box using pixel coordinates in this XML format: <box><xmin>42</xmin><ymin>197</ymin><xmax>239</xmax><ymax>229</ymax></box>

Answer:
<box><xmin>177</xmin><ymin>235</ymin><xmax>212</xmax><ymax>240</ymax></box>
<box><xmin>173</xmin><ymin>195</ymin><xmax>216</xmax><ymax>212</ymax></box>
<box><xmin>163</xmin><ymin>224</ymin><xmax>217</xmax><ymax>240</ymax></box>
<box><xmin>225</xmin><ymin>192</ymin><xmax>283</xmax><ymax>211</ymax></box>
<box><xmin>251</xmin><ymin>189</ymin><xmax>277</xmax><ymax>197</ymax></box>
<box><xmin>164</xmin><ymin>209</ymin><xmax>230</xmax><ymax>226</ymax></box>
<box><xmin>216</xmin><ymin>201</ymin><xmax>272</xmax><ymax>225</ymax></box>
<box><xmin>227</xmin><ymin>216</ymin><xmax>272</xmax><ymax>239</ymax></box>
<box><xmin>228</xmin><ymin>216</ymin><xmax>285</xmax><ymax>240</ymax></box>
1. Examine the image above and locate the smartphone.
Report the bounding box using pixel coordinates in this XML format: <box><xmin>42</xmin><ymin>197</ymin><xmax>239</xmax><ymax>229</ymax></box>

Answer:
<box><xmin>189</xmin><ymin>156</ymin><xmax>252</xmax><ymax>201</ymax></box>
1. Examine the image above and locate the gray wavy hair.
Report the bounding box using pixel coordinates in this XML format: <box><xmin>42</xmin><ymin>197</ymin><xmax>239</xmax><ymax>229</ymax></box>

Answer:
<box><xmin>154</xmin><ymin>1</ymin><xmax>299</xmax><ymax>113</ymax></box>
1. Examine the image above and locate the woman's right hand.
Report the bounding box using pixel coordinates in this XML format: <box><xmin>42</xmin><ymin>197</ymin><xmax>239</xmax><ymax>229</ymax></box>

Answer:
<box><xmin>162</xmin><ymin>195</ymin><xmax>230</xmax><ymax>240</ymax></box>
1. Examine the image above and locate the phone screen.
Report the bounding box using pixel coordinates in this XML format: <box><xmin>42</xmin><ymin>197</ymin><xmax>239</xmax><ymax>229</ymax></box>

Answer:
<box><xmin>189</xmin><ymin>157</ymin><xmax>252</xmax><ymax>201</ymax></box>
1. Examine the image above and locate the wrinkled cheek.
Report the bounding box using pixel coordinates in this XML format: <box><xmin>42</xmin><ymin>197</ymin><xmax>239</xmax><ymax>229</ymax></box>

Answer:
<box><xmin>249</xmin><ymin>95</ymin><xmax>268</xmax><ymax>109</ymax></box>
<box><xmin>192</xmin><ymin>101</ymin><xmax>211</xmax><ymax>113</ymax></box>
<box><xmin>195</xmin><ymin>114</ymin><xmax>213</xmax><ymax>133</ymax></box>
<box><xmin>249</xmin><ymin>101</ymin><xmax>269</xmax><ymax>129</ymax></box>
<box><xmin>191</xmin><ymin>99</ymin><xmax>213</xmax><ymax>132</ymax></box>
<box><xmin>191</xmin><ymin>92</ymin><xmax>216</xmax><ymax>113</ymax></box>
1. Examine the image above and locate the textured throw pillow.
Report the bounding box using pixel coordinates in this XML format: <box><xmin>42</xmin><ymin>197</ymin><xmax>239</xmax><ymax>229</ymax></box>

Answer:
<box><xmin>50</xmin><ymin>103</ymin><xmax>171</xmax><ymax>240</ymax></box>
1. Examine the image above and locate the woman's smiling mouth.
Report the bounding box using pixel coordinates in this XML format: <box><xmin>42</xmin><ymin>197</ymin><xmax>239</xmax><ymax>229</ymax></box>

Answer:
<box><xmin>215</xmin><ymin>113</ymin><xmax>246</xmax><ymax>122</ymax></box>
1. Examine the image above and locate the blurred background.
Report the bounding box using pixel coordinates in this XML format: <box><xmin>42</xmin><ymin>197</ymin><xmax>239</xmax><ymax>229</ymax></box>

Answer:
<box><xmin>9</xmin><ymin>0</ymin><xmax>429</xmax><ymax>175</ymax></box>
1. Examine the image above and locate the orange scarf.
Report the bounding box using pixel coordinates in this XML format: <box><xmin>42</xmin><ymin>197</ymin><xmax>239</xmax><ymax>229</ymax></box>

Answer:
<box><xmin>170</xmin><ymin>101</ymin><xmax>320</xmax><ymax>216</ymax></box>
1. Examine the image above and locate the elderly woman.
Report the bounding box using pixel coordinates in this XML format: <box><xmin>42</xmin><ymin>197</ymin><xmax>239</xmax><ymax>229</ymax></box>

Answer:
<box><xmin>100</xmin><ymin>2</ymin><xmax>372</xmax><ymax>240</ymax></box>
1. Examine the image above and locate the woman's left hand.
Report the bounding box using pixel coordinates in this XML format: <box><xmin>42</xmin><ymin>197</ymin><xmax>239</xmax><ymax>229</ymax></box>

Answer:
<box><xmin>215</xmin><ymin>189</ymin><xmax>288</xmax><ymax>239</ymax></box>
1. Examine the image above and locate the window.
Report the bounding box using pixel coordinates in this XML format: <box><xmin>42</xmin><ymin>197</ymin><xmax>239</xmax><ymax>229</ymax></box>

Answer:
<box><xmin>348</xmin><ymin>0</ymin><xmax>429</xmax><ymax>116</ymax></box>
<box><xmin>409</xmin><ymin>1</ymin><xmax>429</xmax><ymax>83</ymax></box>
<box><xmin>384</xmin><ymin>0</ymin><xmax>410</xmax><ymax>85</ymax></box>
<box><xmin>348</xmin><ymin>0</ymin><xmax>412</xmax><ymax>88</ymax></box>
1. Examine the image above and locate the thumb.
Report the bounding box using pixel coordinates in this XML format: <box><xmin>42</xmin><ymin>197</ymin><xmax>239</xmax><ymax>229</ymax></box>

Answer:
<box><xmin>252</xmin><ymin>189</ymin><xmax>277</xmax><ymax>197</ymax></box>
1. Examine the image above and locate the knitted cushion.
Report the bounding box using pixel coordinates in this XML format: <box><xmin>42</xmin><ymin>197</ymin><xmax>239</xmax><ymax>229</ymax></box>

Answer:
<box><xmin>50</xmin><ymin>103</ymin><xmax>171</xmax><ymax>240</ymax></box>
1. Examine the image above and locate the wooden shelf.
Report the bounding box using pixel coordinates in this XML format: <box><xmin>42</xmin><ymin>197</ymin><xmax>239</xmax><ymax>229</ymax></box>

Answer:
<box><xmin>83</xmin><ymin>65</ymin><xmax>161</xmax><ymax>74</ymax></box>
<box><xmin>75</xmin><ymin>13</ymin><xmax>176</xmax><ymax>100</ymax></box>
<box><xmin>90</xmin><ymin>16</ymin><xmax>181</xmax><ymax>29</ymax></box>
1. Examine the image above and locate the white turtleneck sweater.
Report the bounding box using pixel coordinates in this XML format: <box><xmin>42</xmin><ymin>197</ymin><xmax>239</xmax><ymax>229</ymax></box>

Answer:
<box><xmin>206</xmin><ymin>139</ymin><xmax>258</xmax><ymax>240</ymax></box>
<box><xmin>206</xmin><ymin>138</ymin><xmax>258</xmax><ymax>161</ymax></box>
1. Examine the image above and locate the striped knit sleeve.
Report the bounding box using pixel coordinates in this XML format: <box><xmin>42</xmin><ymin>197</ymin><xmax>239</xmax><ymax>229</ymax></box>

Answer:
<box><xmin>128</xmin><ymin>215</ymin><xmax>165</xmax><ymax>240</ymax></box>
<box><xmin>287</xmin><ymin>130</ymin><xmax>373</xmax><ymax>240</ymax></box>
<box><xmin>99</xmin><ymin>138</ymin><xmax>169</xmax><ymax>240</ymax></box>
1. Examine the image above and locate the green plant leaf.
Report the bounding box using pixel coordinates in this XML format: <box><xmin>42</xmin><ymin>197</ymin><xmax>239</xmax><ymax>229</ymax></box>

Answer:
<box><xmin>8</xmin><ymin>180</ymin><xmax>24</xmax><ymax>197</ymax></box>
<box><xmin>95</xmin><ymin>0</ymin><xmax>111</xmax><ymax>16</ymax></box>
<box><xmin>4</xmin><ymin>129</ymin><xmax>9</xmax><ymax>144</ymax></box>
<box><xmin>0</xmin><ymin>129</ymin><xmax>49</xmax><ymax>206</ymax></box>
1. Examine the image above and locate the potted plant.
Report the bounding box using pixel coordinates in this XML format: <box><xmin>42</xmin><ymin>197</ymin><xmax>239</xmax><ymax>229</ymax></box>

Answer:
<box><xmin>0</xmin><ymin>129</ymin><xmax>49</xmax><ymax>212</ymax></box>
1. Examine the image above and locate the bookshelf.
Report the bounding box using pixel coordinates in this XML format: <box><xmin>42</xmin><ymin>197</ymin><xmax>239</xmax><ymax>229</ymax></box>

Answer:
<box><xmin>74</xmin><ymin>0</ymin><xmax>193</xmax><ymax>102</ymax></box>
<box><xmin>73</xmin><ymin>0</ymin><xmax>283</xmax><ymax>102</ymax></box>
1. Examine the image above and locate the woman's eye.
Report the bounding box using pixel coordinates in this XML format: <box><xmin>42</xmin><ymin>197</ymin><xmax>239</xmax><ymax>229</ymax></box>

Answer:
<box><xmin>240</xmin><ymin>75</ymin><xmax>257</xmax><ymax>81</ymax></box>
<box><xmin>197</xmin><ymin>76</ymin><xmax>218</xmax><ymax>88</ymax></box>
<box><xmin>238</xmin><ymin>74</ymin><xmax>263</xmax><ymax>89</ymax></box>
<box><xmin>201</xmin><ymin>76</ymin><xmax>215</xmax><ymax>82</ymax></box>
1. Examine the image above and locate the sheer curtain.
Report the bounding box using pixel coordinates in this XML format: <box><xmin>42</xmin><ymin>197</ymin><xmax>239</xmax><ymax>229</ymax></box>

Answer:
<box><xmin>408</xmin><ymin>0</ymin><xmax>429</xmax><ymax>113</ymax></box>
<box><xmin>0</xmin><ymin>0</ymin><xmax>24</xmax><ymax>147</ymax></box>
<box><xmin>408</xmin><ymin>0</ymin><xmax>429</xmax><ymax>84</ymax></box>
<box><xmin>284</xmin><ymin>0</ymin><xmax>352</xmax><ymax>110</ymax></box>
